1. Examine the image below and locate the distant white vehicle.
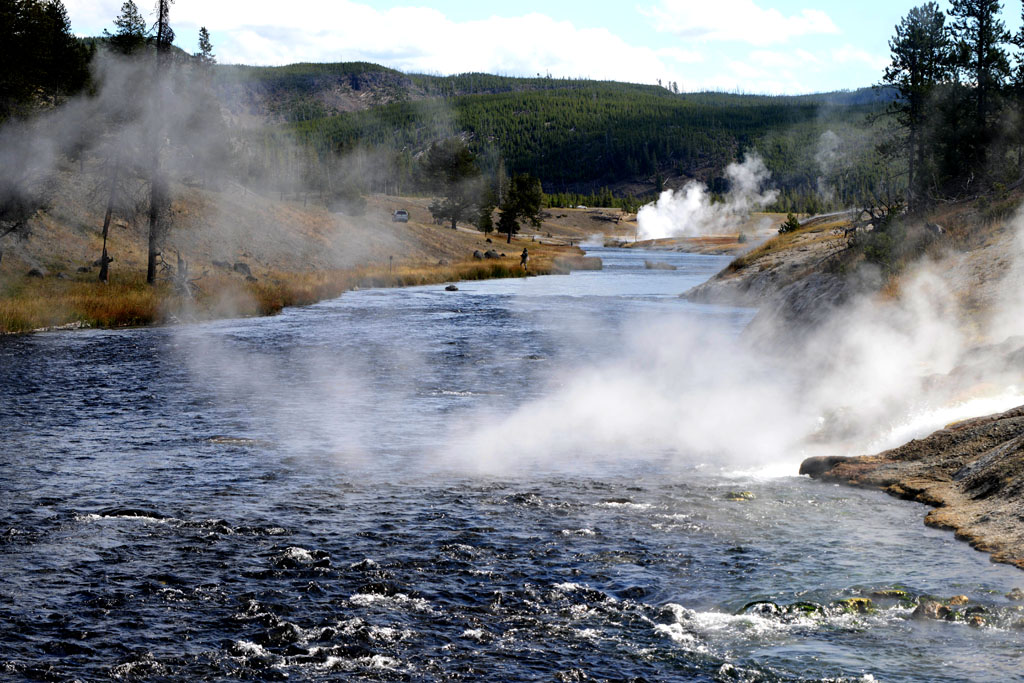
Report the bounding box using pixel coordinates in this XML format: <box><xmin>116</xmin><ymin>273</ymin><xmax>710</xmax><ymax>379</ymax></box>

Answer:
<box><xmin>392</xmin><ymin>209</ymin><xmax>409</xmax><ymax>222</ymax></box>
<box><xmin>575</xmin><ymin>205</ymin><xmax>587</xmax><ymax>209</ymax></box>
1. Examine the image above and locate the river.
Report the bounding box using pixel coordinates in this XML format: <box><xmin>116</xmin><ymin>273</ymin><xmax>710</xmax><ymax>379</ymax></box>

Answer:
<box><xmin>1</xmin><ymin>247</ymin><xmax>1021</xmax><ymax>681</ymax></box>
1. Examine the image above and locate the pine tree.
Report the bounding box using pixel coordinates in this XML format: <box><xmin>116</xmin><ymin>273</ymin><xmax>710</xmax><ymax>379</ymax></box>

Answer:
<box><xmin>105</xmin><ymin>0</ymin><xmax>146</xmax><ymax>55</ymax></box>
<box><xmin>196</xmin><ymin>26</ymin><xmax>214</xmax><ymax>66</ymax></box>
<box><xmin>883</xmin><ymin>2</ymin><xmax>951</xmax><ymax>208</ymax></box>
<box><xmin>497</xmin><ymin>174</ymin><xmax>543</xmax><ymax>244</ymax></box>
<box><xmin>423</xmin><ymin>137</ymin><xmax>480</xmax><ymax>230</ymax></box>
<box><xmin>146</xmin><ymin>0</ymin><xmax>174</xmax><ymax>285</ymax></box>
<box><xmin>948</xmin><ymin>0</ymin><xmax>1010</xmax><ymax>130</ymax></box>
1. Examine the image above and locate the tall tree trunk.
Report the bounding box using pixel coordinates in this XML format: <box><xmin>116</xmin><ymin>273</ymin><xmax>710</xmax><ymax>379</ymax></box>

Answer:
<box><xmin>146</xmin><ymin>172</ymin><xmax>167</xmax><ymax>284</ymax></box>
<box><xmin>147</xmin><ymin>0</ymin><xmax>172</xmax><ymax>285</ymax></box>
<box><xmin>99</xmin><ymin>158</ymin><xmax>121</xmax><ymax>283</ymax></box>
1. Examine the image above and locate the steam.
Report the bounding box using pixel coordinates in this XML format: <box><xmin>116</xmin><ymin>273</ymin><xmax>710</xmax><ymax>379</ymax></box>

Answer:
<box><xmin>13</xmin><ymin>51</ymin><xmax>1017</xmax><ymax>481</ymax></box>
<box><xmin>437</xmin><ymin>213</ymin><xmax>1024</xmax><ymax>476</ymax></box>
<box><xmin>636</xmin><ymin>153</ymin><xmax>778</xmax><ymax>240</ymax></box>
<box><xmin>814</xmin><ymin>129</ymin><xmax>842</xmax><ymax>200</ymax></box>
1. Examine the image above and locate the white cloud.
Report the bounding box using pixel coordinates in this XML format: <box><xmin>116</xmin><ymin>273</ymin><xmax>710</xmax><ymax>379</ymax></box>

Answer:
<box><xmin>749</xmin><ymin>48</ymin><xmax>821</xmax><ymax>69</ymax></box>
<box><xmin>643</xmin><ymin>0</ymin><xmax>838</xmax><ymax>46</ymax></box>
<box><xmin>65</xmin><ymin>1</ymin><xmax>682</xmax><ymax>84</ymax></box>
<box><xmin>831</xmin><ymin>44</ymin><xmax>888</xmax><ymax>71</ymax></box>
<box><xmin>657</xmin><ymin>47</ymin><xmax>704</xmax><ymax>64</ymax></box>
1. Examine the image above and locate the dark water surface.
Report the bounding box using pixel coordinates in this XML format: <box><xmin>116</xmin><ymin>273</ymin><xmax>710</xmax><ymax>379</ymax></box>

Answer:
<box><xmin>2</xmin><ymin>248</ymin><xmax>1022</xmax><ymax>681</ymax></box>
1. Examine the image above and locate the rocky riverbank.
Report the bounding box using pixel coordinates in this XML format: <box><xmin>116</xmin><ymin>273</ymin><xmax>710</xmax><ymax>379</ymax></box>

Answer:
<box><xmin>801</xmin><ymin>404</ymin><xmax>1024</xmax><ymax>570</ymax></box>
<box><xmin>680</xmin><ymin>200</ymin><xmax>1024</xmax><ymax>570</ymax></box>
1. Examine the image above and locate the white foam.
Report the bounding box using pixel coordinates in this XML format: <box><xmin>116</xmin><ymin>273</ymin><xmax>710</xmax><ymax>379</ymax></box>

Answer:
<box><xmin>280</xmin><ymin>546</ymin><xmax>315</xmax><ymax>564</ymax></box>
<box><xmin>233</xmin><ymin>640</ymin><xmax>271</xmax><ymax>658</ymax></box>
<box><xmin>349</xmin><ymin>592</ymin><xmax>433</xmax><ymax>612</ymax></box>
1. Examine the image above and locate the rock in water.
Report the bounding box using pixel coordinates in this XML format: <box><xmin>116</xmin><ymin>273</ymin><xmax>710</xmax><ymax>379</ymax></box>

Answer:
<box><xmin>445</xmin><ymin>284</ymin><xmax>459</xmax><ymax>291</ymax></box>
<box><xmin>912</xmin><ymin>600</ymin><xmax>950</xmax><ymax>620</ymax></box>
<box><xmin>798</xmin><ymin>456</ymin><xmax>855</xmax><ymax>477</ymax></box>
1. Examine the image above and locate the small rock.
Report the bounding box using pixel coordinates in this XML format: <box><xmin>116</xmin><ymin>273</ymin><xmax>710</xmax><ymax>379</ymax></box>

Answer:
<box><xmin>912</xmin><ymin>600</ymin><xmax>950</xmax><ymax>620</ymax></box>
<box><xmin>835</xmin><ymin>597</ymin><xmax>873</xmax><ymax>614</ymax></box>
<box><xmin>438</xmin><ymin>259</ymin><xmax>450</xmax><ymax>266</ymax></box>
<box><xmin>1007</xmin><ymin>588</ymin><xmax>1024</xmax><ymax>601</ymax></box>
<box><xmin>26</xmin><ymin>268</ymin><xmax>44</xmax><ymax>278</ymax></box>
<box><xmin>472</xmin><ymin>250</ymin><xmax>484</xmax><ymax>260</ymax></box>
<box><xmin>484</xmin><ymin>249</ymin><xmax>499</xmax><ymax>259</ymax></box>
<box><xmin>445</xmin><ymin>284</ymin><xmax>458</xmax><ymax>291</ymax></box>
<box><xmin>56</xmin><ymin>272</ymin><xmax>69</xmax><ymax>280</ymax></box>
<box><xmin>76</xmin><ymin>266</ymin><xmax>91</xmax><ymax>273</ymax></box>
<box><xmin>232</xmin><ymin>262</ymin><xmax>252</xmax><ymax>276</ymax></box>
<box><xmin>212</xmin><ymin>260</ymin><xmax>230</xmax><ymax>269</ymax></box>
<box><xmin>724</xmin><ymin>491</ymin><xmax>755</xmax><ymax>501</ymax></box>
<box><xmin>969</xmin><ymin>615</ymin><xmax>985</xmax><ymax>628</ymax></box>
<box><xmin>486</xmin><ymin>238</ymin><xmax>492</xmax><ymax>243</ymax></box>
<box><xmin>948</xmin><ymin>595</ymin><xmax>969</xmax><ymax>606</ymax></box>
<box><xmin>245</xmin><ymin>275</ymin><xmax>258</xmax><ymax>283</ymax></box>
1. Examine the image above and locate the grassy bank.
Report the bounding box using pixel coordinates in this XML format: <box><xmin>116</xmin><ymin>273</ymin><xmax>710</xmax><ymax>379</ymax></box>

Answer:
<box><xmin>0</xmin><ymin>251</ymin><xmax>577</xmax><ymax>334</ymax></box>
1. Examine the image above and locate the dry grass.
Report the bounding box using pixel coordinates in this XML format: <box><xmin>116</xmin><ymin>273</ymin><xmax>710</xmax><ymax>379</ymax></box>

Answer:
<box><xmin>0</xmin><ymin>273</ymin><xmax>163</xmax><ymax>333</ymax></box>
<box><xmin>0</xmin><ymin>252</ymin><xmax>573</xmax><ymax>333</ymax></box>
<box><xmin>728</xmin><ymin>218</ymin><xmax>848</xmax><ymax>271</ymax></box>
<box><xmin>0</xmin><ymin>170</ymin><xmax>590</xmax><ymax>334</ymax></box>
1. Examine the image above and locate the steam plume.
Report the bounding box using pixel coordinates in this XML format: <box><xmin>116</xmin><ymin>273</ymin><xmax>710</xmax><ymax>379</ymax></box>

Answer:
<box><xmin>636</xmin><ymin>153</ymin><xmax>778</xmax><ymax>240</ymax></box>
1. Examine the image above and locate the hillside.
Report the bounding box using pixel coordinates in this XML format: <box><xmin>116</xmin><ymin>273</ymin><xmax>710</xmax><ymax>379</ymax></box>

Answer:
<box><xmin>214</xmin><ymin>62</ymin><xmax>895</xmax><ymax>208</ymax></box>
<box><xmin>0</xmin><ymin>162</ymin><xmax>609</xmax><ymax>333</ymax></box>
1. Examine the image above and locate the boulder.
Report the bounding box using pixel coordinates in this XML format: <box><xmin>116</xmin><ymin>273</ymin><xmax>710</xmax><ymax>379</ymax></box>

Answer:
<box><xmin>233</xmin><ymin>262</ymin><xmax>252</xmax><ymax>276</ymax></box>
<box><xmin>484</xmin><ymin>249</ymin><xmax>500</xmax><ymax>259</ymax></box>
<box><xmin>472</xmin><ymin>250</ymin><xmax>484</xmax><ymax>259</ymax></box>
<box><xmin>799</xmin><ymin>455</ymin><xmax>855</xmax><ymax>477</ymax></box>
<box><xmin>445</xmin><ymin>284</ymin><xmax>459</xmax><ymax>291</ymax></box>
<box><xmin>26</xmin><ymin>268</ymin><xmax>44</xmax><ymax>278</ymax></box>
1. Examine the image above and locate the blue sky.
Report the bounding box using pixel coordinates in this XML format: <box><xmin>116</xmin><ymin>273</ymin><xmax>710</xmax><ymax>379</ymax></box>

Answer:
<box><xmin>64</xmin><ymin>1</ymin><xmax>1024</xmax><ymax>94</ymax></box>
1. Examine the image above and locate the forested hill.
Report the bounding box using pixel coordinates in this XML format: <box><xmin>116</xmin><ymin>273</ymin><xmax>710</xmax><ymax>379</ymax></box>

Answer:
<box><xmin>217</xmin><ymin>61</ymin><xmax>896</xmax><ymax>210</ymax></box>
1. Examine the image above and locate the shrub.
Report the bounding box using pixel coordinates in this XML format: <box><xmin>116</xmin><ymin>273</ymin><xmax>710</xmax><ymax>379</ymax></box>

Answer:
<box><xmin>778</xmin><ymin>213</ymin><xmax>801</xmax><ymax>233</ymax></box>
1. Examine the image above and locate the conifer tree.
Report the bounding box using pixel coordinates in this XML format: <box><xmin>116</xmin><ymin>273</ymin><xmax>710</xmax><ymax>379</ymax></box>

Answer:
<box><xmin>497</xmin><ymin>174</ymin><xmax>543</xmax><ymax>244</ymax></box>
<box><xmin>882</xmin><ymin>2</ymin><xmax>951</xmax><ymax>207</ymax></box>
<box><xmin>196</xmin><ymin>26</ymin><xmax>214</xmax><ymax>66</ymax></box>
<box><xmin>423</xmin><ymin>137</ymin><xmax>480</xmax><ymax>230</ymax></box>
<box><xmin>105</xmin><ymin>0</ymin><xmax>146</xmax><ymax>55</ymax></box>
<box><xmin>948</xmin><ymin>0</ymin><xmax>1010</xmax><ymax>131</ymax></box>
<box><xmin>146</xmin><ymin>0</ymin><xmax>174</xmax><ymax>284</ymax></box>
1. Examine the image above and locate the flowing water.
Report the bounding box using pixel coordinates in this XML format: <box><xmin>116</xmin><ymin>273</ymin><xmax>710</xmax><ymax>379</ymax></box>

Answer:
<box><xmin>1</xmin><ymin>248</ymin><xmax>1022</xmax><ymax>682</ymax></box>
